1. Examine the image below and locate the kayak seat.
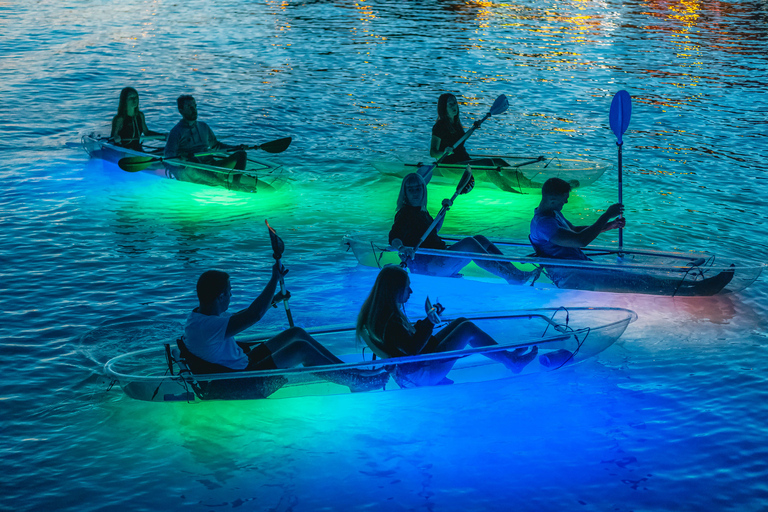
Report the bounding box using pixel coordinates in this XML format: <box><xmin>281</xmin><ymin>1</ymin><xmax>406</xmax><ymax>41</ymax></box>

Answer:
<box><xmin>358</xmin><ymin>327</ymin><xmax>458</xmax><ymax>388</ymax></box>
<box><xmin>175</xmin><ymin>338</ymin><xmax>286</xmax><ymax>400</ymax></box>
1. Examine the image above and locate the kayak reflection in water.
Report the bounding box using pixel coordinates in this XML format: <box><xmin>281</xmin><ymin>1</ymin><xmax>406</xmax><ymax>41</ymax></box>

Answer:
<box><xmin>356</xmin><ymin>265</ymin><xmax>538</xmax><ymax>387</ymax></box>
<box><xmin>180</xmin><ymin>266</ymin><xmax>387</xmax><ymax>393</ymax></box>
<box><xmin>429</xmin><ymin>92</ymin><xmax>536</xmax><ymax>190</ymax></box>
<box><xmin>389</xmin><ymin>173</ymin><xmax>533</xmax><ymax>283</ymax></box>
<box><xmin>164</xmin><ymin>95</ymin><xmax>251</xmax><ymax>188</ymax></box>
<box><xmin>530</xmin><ymin>177</ymin><xmax>734</xmax><ymax>294</ymax></box>
<box><xmin>110</xmin><ymin>87</ymin><xmax>164</xmax><ymax>151</ymax></box>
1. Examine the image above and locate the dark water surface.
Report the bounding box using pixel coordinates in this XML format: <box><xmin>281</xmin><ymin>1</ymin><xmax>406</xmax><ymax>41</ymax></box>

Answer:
<box><xmin>2</xmin><ymin>0</ymin><xmax>767</xmax><ymax>510</ymax></box>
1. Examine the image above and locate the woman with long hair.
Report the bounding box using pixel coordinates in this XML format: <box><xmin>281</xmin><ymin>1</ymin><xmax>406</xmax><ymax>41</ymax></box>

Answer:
<box><xmin>429</xmin><ymin>93</ymin><xmax>536</xmax><ymax>191</ymax></box>
<box><xmin>389</xmin><ymin>172</ymin><xmax>533</xmax><ymax>283</ymax></box>
<box><xmin>111</xmin><ymin>87</ymin><xmax>163</xmax><ymax>151</ymax></box>
<box><xmin>356</xmin><ymin>265</ymin><xmax>537</xmax><ymax>386</ymax></box>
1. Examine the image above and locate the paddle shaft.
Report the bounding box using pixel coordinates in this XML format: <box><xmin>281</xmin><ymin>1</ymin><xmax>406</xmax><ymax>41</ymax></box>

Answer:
<box><xmin>617</xmin><ymin>142</ymin><xmax>623</xmax><ymax>249</ymax></box>
<box><xmin>274</xmin><ymin>256</ymin><xmax>295</xmax><ymax>328</ymax></box>
<box><xmin>414</xmin><ymin>188</ymin><xmax>462</xmax><ymax>252</ymax></box>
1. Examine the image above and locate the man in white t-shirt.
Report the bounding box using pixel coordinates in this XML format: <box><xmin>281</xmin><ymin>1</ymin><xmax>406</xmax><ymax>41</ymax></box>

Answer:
<box><xmin>183</xmin><ymin>265</ymin><xmax>388</xmax><ymax>391</ymax></box>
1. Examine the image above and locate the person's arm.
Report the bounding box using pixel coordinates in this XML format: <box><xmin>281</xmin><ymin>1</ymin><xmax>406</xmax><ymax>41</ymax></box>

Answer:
<box><xmin>383</xmin><ymin>316</ymin><xmax>434</xmax><ymax>356</ymax></box>
<box><xmin>549</xmin><ymin>204</ymin><xmax>623</xmax><ymax>248</ymax></box>
<box><xmin>138</xmin><ymin>111</ymin><xmax>164</xmax><ymax>138</ymax></box>
<box><xmin>225</xmin><ymin>262</ymin><xmax>286</xmax><ymax>338</ymax></box>
<box><xmin>430</xmin><ymin>134</ymin><xmax>452</xmax><ymax>159</ymax></box>
<box><xmin>164</xmin><ymin>125</ymin><xmax>181</xmax><ymax>159</ymax></box>
<box><xmin>111</xmin><ymin>116</ymin><xmax>123</xmax><ymax>142</ymax></box>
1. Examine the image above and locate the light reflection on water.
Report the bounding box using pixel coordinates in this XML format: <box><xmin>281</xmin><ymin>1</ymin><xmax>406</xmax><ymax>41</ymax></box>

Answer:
<box><xmin>2</xmin><ymin>0</ymin><xmax>768</xmax><ymax>510</ymax></box>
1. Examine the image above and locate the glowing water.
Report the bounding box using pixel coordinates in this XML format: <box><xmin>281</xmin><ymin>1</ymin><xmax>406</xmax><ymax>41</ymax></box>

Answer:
<box><xmin>2</xmin><ymin>0</ymin><xmax>767</xmax><ymax>510</ymax></box>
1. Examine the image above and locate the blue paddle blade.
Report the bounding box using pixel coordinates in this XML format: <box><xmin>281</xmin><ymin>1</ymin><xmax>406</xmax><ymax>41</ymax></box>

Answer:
<box><xmin>490</xmin><ymin>94</ymin><xmax>509</xmax><ymax>116</ymax></box>
<box><xmin>609</xmin><ymin>90</ymin><xmax>632</xmax><ymax>145</ymax></box>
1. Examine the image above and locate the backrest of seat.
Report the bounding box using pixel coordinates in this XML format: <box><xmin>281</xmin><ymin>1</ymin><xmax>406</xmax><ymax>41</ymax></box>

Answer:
<box><xmin>176</xmin><ymin>337</ymin><xmax>237</xmax><ymax>375</ymax></box>
<box><xmin>358</xmin><ymin>326</ymin><xmax>394</xmax><ymax>360</ymax></box>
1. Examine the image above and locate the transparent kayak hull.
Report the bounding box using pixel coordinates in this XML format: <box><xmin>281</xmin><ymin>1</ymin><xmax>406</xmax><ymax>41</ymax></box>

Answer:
<box><xmin>372</xmin><ymin>151</ymin><xmax>610</xmax><ymax>193</ymax></box>
<box><xmin>103</xmin><ymin>308</ymin><xmax>636</xmax><ymax>402</ymax></box>
<box><xmin>81</xmin><ymin>134</ymin><xmax>289</xmax><ymax>193</ymax></box>
<box><xmin>344</xmin><ymin>234</ymin><xmax>764</xmax><ymax>296</ymax></box>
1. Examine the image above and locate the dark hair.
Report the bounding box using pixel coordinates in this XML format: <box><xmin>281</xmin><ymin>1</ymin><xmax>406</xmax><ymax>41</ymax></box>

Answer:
<box><xmin>542</xmin><ymin>177</ymin><xmax>572</xmax><ymax>196</ymax></box>
<box><xmin>177</xmin><ymin>94</ymin><xmax>195</xmax><ymax>111</ymax></box>
<box><xmin>116</xmin><ymin>87</ymin><xmax>138</xmax><ymax>117</ymax></box>
<box><xmin>437</xmin><ymin>92</ymin><xmax>461</xmax><ymax>126</ymax></box>
<box><xmin>196</xmin><ymin>270</ymin><xmax>230</xmax><ymax>304</ymax></box>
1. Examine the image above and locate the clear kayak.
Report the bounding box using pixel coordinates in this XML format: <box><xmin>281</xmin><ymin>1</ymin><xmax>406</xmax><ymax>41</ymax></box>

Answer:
<box><xmin>81</xmin><ymin>134</ymin><xmax>290</xmax><ymax>193</ymax></box>
<box><xmin>343</xmin><ymin>234</ymin><xmax>764</xmax><ymax>296</ymax></box>
<box><xmin>103</xmin><ymin>307</ymin><xmax>637</xmax><ymax>402</ymax></box>
<box><xmin>372</xmin><ymin>151</ymin><xmax>610</xmax><ymax>193</ymax></box>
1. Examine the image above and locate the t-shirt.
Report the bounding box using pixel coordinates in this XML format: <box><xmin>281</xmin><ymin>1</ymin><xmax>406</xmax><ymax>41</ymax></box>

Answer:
<box><xmin>530</xmin><ymin>208</ymin><xmax>589</xmax><ymax>260</ymax></box>
<box><xmin>432</xmin><ymin>120</ymin><xmax>470</xmax><ymax>164</ymax></box>
<box><xmin>184</xmin><ymin>309</ymin><xmax>249</xmax><ymax>370</ymax></box>
<box><xmin>389</xmin><ymin>205</ymin><xmax>447</xmax><ymax>250</ymax></box>
<box><xmin>165</xmin><ymin>120</ymin><xmax>220</xmax><ymax>159</ymax></box>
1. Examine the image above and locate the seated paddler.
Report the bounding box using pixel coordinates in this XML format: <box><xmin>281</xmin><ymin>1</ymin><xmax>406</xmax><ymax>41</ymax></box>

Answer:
<box><xmin>530</xmin><ymin>177</ymin><xmax>624</xmax><ymax>259</ymax></box>
<box><xmin>164</xmin><ymin>95</ymin><xmax>253</xmax><ymax>189</ymax></box>
<box><xmin>356</xmin><ymin>265</ymin><xmax>538</xmax><ymax>387</ymax></box>
<box><xmin>389</xmin><ymin>172</ymin><xmax>532</xmax><ymax>283</ymax></box>
<box><xmin>182</xmin><ymin>265</ymin><xmax>387</xmax><ymax>392</ymax></box>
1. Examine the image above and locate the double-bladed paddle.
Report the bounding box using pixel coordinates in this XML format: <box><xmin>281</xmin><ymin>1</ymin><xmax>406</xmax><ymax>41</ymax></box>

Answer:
<box><xmin>418</xmin><ymin>95</ymin><xmax>509</xmax><ymax>182</ymax></box>
<box><xmin>609</xmin><ymin>90</ymin><xmax>632</xmax><ymax>249</ymax></box>
<box><xmin>117</xmin><ymin>136</ymin><xmax>292</xmax><ymax>173</ymax></box>
<box><xmin>266</xmin><ymin>220</ymin><xmax>294</xmax><ymax>328</ymax></box>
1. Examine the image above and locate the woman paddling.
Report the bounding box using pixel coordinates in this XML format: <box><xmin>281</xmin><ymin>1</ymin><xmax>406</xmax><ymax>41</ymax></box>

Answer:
<box><xmin>430</xmin><ymin>93</ymin><xmax>536</xmax><ymax>191</ymax></box>
<box><xmin>356</xmin><ymin>265</ymin><xmax>538</xmax><ymax>386</ymax></box>
<box><xmin>111</xmin><ymin>87</ymin><xmax>164</xmax><ymax>151</ymax></box>
<box><xmin>389</xmin><ymin>172</ymin><xmax>533</xmax><ymax>283</ymax></box>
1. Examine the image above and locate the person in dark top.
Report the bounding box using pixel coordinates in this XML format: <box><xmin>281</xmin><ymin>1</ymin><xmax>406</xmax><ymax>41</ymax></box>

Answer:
<box><xmin>428</xmin><ymin>93</ymin><xmax>536</xmax><ymax>192</ymax></box>
<box><xmin>356</xmin><ymin>265</ymin><xmax>537</xmax><ymax>386</ymax></box>
<box><xmin>430</xmin><ymin>93</ymin><xmax>471</xmax><ymax>164</ymax></box>
<box><xmin>388</xmin><ymin>173</ymin><xmax>533</xmax><ymax>283</ymax></box>
<box><xmin>111</xmin><ymin>87</ymin><xmax>164</xmax><ymax>151</ymax></box>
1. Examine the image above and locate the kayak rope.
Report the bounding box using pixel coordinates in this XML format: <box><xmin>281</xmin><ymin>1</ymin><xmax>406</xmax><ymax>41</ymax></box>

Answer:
<box><xmin>150</xmin><ymin>366</ymin><xmax>172</xmax><ymax>402</ymax></box>
<box><xmin>538</xmin><ymin>306</ymin><xmax>589</xmax><ymax>369</ymax></box>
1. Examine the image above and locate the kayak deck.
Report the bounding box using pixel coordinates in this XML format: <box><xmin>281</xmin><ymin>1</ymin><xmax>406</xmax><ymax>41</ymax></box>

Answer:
<box><xmin>344</xmin><ymin>234</ymin><xmax>764</xmax><ymax>296</ymax></box>
<box><xmin>82</xmin><ymin>134</ymin><xmax>289</xmax><ymax>193</ymax></box>
<box><xmin>104</xmin><ymin>308</ymin><xmax>637</xmax><ymax>402</ymax></box>
<box><xmin>372</xmin><ymin>151</ymin><xmax>611</xmax><ymax>193</ymax></box>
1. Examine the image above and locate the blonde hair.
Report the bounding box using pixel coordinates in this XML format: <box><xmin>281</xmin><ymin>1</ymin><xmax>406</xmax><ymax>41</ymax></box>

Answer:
<box><xmin>396</xmin><ymin>173</ymin><xmax>428</xmax><ymax>211</ymax></box>
<box><xmin>356</xmin><ymin>265</ymin><xmax>412</xmax><ymax>353</ymax></box>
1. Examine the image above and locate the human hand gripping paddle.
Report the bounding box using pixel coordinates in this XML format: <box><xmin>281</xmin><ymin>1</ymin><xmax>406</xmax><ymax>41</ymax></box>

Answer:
<box><xmin>609</xmin><ymin>91</ymin><xmax>632</xmax><ymax>249</ymax></box>
<box><xmin>393</xmin><ymin>167</ymin><xmax>474</xmax><ymax>266</ymax></box>
<box><xmin>117</xmin><ymin>136</ymin><xmax>292</xmax><ymax>173</ymax></box>
<box><xmin>417</xmin><ymin>94</ymin><xmax>509</xmax><ymax>183</ymax></box>
<box><xmin>266</xmin><ymin>220</ymin><xmax>294</xmax><ymax>328</ymax></box>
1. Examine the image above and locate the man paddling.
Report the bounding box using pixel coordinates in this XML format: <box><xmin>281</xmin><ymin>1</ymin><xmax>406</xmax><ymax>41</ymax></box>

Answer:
<box><xmin>164</xmin><ymin>95</ymin><xmax>250</xmax><ymax>188</ymax></box>
<box><xmin>529</xmin><ymin>177</ymin><xmax>733</xmax><ymax>295</ymax></box>
<box><xmin>530</xmin><ymin>177</ymin><xmax>624</xmax><ymax>259</ymax></box>
<box><xmin>181</xmin><ymin>265</ymin><xmax>387</xmax><ymax>392</ymax></box>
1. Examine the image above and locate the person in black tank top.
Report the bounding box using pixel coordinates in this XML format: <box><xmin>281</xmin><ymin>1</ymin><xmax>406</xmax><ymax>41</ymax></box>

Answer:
<box><xmin>111</xmin><ymin>87</ymin><xmax>163</xmax><ymax>151</ymax></box>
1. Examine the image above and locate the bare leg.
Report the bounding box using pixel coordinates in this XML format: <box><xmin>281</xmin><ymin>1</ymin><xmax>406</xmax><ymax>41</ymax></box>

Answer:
<box><xmin>434</xmin><ymin>318</ymin><xmax>537</xmax><ymax>373</ymax></box>
<box><xmin>266</xmin><ymin>327</ymin><xmax>388</xmax><ymax>392</ymax></box>
<box><xmin>265</xmin><ymin>327</ymin><xmax>344</xmax><ymax>368</ymax></box>
<box><xmin>448</xmin><ymin>237</ymin><xmax>531</xmax><ymax>284</ymax></box>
